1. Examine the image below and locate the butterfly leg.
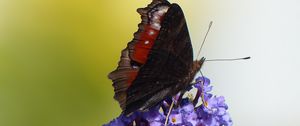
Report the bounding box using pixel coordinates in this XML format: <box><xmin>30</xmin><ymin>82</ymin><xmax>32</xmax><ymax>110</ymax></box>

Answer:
<box><xmin>164</xmin><ymin>100</ymin><xmax>175</xmax><ymax>126</ymax></box>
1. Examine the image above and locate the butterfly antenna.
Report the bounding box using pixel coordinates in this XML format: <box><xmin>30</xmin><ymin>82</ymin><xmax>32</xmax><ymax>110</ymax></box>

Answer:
<box><xmin>205</xmin><ymin>56</ymin><xmax>251</xmax><ymax>61</ymax></box>
<box><xmin>196</xmin><ymin>21</ymin><xmax>213</xmax><ymax>60</ymax></box>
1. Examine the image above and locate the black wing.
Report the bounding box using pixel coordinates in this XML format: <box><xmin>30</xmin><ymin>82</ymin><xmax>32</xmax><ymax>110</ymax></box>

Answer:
<box><xmin>124</xmin><ymin>3</ymin><xmax>194</xmax><ymax>115</ymax></box>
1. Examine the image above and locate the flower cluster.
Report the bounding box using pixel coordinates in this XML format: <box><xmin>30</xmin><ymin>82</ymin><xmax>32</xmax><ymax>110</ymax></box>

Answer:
<box><xmin>104</xmin><ymin>76</ymin><xmax>233</xmax><ymax>126</ymax></box>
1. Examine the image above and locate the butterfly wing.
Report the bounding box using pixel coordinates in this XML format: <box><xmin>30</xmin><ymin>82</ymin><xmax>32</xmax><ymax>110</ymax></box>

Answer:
<box><xmin>108</xmin><ymin>0</ymin><xmax>170</xmax><ymax>111</ymax></box>
<box><xmin>124</xmin><ymin>3</ymin><xmax>194</xmax><ymax>115</ymax></box>
<box><xmin>108</xmin><ymin>48</ymin><xmax>139</xmax><ymax>110</ymax></box>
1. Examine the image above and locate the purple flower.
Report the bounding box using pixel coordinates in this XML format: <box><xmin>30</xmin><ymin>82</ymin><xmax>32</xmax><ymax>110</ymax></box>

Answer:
<box><xmin>194</xmin><ymin>76</ymin><xmax>213</xmax><ymax>101</ymax></box>
<box><xmin>142</xmin><ymin>108</ymin><xmax>165</xmax><ymax>125</ymax></box>
<box><xmin>103</xmin><ymin>118</ymin><xmax>125</xmax><ymax>126</ymax></box>
<box><xmin>196</xmin><ymin>96</ymin><xmax>233</xmax><ymax>126</ymax></box>
<box><xmin>168</xmin><ymin>109</ymin><xmax>183</xmax><ymax>125</ymax></box>
<box><xmin>104</xmin><ymin>76</ymin><xmax>233</xmax><ymax>126</ymax></box>
<box><xmin>149</xmin><ymin>121</ymin><xmax>164</xmax><ymax>126</ymax></box>
<box><xmin>203</xmin><ymin>96</ymin><xmax>227</xmax><ymax>115</ymax></box>
<box><xmin>180</xmin><ymin>103</ymin><xmax>199</xmax><ymax>126</ymax></box>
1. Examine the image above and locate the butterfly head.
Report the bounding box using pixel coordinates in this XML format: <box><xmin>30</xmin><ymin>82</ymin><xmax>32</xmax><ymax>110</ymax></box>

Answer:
<box><xmin>193</xmin><ymin>57</ymin><xmax>206</xmax><ymax>72</ymax></box>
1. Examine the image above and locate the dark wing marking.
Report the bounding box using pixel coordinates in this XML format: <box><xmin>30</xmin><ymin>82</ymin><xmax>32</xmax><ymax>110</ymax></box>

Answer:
<box><xmin>124</xmin><ymin>3</ymin><xmax>194</xmax><ymax>115</ymax></box>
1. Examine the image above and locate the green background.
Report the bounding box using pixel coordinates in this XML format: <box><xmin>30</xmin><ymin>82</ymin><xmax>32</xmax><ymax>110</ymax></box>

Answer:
<box><xmin>0</xmin><ymin>0</ymin><xmax>155</xmax><ymax>125</ymax></box>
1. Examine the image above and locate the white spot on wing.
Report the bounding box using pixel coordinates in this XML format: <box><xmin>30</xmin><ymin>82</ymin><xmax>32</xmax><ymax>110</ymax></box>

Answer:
<box><xmin>149</xmin><ymin>30</ymin><xmax>154</xmax><ymax>35</ymax></box>
<box><xmin>151</xmin><ymin>23</ymin><xmax>161</xmax><ymax>30</ymax></box>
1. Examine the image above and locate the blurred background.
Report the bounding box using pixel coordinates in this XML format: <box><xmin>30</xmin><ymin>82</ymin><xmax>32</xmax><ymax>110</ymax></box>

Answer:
<box><xmin>1</xmin><ymin>0</ymin><xmax>300</xmax><ymax>126</ymax></box>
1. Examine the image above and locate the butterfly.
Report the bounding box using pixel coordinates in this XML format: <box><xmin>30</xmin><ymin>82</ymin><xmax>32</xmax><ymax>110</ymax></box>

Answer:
<box><xmin>108</xmin><ymin>0</ymin><xmax>205</xmax><ymax>115</ymax></box>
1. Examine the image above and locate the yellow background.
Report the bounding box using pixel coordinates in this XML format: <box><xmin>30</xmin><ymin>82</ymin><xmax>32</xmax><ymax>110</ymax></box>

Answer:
<box><xmin>0</xmin><ymin>0</ymin><xmax>158</xmax><ymax>125</ymax></box>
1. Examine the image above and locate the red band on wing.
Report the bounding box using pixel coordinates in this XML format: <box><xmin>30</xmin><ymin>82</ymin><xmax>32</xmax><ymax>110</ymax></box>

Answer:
<box><xmin>132</xmin><ymin>25</ymin><xmax>160</xmax><ymax>64</ymax></box>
